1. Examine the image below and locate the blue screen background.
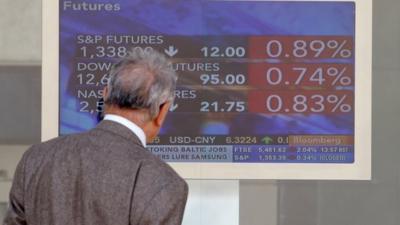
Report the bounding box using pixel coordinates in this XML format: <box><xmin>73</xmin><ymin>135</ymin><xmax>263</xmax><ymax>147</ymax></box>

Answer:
<box><xmin>59</xmin><ymin>0</ymin><xmax>355</xmax><ymax>136</ymax></box>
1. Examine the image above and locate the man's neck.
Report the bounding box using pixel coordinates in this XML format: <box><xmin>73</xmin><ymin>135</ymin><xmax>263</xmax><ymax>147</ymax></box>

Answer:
<box><xmin>104</xmin><ymin>105</ymin><xmax>152</xmax><ymax>142</ymax></box>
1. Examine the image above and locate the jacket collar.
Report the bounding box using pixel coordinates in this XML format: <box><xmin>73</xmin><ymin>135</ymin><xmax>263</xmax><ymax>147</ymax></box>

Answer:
<box><xmin>94</xmin><ymin>120</ymin><xmax>144</xmax><ymax>147</ymax></box>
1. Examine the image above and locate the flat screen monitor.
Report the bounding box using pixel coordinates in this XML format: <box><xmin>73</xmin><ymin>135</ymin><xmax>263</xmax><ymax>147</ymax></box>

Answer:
<box><xmin>43</xmin><ymin>0</ymin><xmax>372</xmax><ymax>179</ymax></box>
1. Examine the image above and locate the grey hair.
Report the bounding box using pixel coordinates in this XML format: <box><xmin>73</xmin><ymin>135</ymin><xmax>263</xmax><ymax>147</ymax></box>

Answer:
<box><xmin>104</xmin><ymin>48</ymin><xmax>177</xmax><ymax>119</ymax></box>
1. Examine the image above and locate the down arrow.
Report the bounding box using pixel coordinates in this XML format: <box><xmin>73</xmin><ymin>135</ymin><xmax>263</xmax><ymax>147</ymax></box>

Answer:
<box><xmin>164</xmin><ymin>46</ymin><xmax>178</xmax><ymax>57</ymax></box>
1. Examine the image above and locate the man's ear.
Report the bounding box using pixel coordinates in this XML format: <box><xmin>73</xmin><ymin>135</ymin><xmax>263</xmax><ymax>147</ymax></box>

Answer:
<box><xmin>155</xmin><ymin>102</ymin><xmax>171</xmax><ymax>127</ymax></box>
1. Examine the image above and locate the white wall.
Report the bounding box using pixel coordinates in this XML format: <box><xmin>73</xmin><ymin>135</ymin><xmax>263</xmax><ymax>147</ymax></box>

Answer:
<box><xmin>0</xmin><ymin>0</ymin><xmax>41</xmax><ymax>64</ymax></box>
<box><xmin>1</xmin><ymin>0</ymin><xmax>400</xmax><ymax>225</ymax></box>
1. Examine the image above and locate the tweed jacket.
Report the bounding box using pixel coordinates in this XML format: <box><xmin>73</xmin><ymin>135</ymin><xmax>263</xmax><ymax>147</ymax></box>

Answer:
<box><xmin>3</xmin><ymin>120</ymin><xmax>188</xmax><ymax>225</ymax></box>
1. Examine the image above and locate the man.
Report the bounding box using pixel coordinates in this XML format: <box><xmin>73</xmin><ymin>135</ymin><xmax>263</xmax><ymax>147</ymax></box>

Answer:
<box><xmin>3</xmin><ymin>49</ymin><xmax>188</xmax><ymax>225</ymax></box>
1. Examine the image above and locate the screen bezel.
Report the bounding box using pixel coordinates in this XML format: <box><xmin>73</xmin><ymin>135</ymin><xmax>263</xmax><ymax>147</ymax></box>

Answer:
<box><xmin>42</xmin><ymin>0</ymin><xmax>372</xmax><ymax>180</ymax></box>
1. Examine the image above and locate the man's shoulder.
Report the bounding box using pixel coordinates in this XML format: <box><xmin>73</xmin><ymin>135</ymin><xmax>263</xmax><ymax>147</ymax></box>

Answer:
<box><xmin>22</xmin><ymin>133</ymin><xmax>81</xmax><ymax>158</ymax></box>
<box><xmin>131</xmin><ymin>147</ymin><xmax>186</xmax><ymax>192</ymax></box>
<box><xmin>25</xmin><ymin>132</ymin><xmax>185</xmax><ymax>184</ymax></box>
<box><xmin>140</xmin><ymin>151</ymin><xmax>184</xmax><ymax>182</ymax></box>
<box><xmin>29</xmin><ymin>133</ymin><xmax>83</xmax><ymax>150</ymax></box>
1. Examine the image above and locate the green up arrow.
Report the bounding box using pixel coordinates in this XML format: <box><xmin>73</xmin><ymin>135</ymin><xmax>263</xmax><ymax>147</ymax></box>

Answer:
<box><xmin>261</xmin><ymin>136</ymin><xmax>273</xmax><ymax>144</ymax></box>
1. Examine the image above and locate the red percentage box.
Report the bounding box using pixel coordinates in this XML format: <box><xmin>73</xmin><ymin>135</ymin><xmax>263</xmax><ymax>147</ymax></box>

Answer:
<box><xmin>248</xmin><ymin>63</ymin><xmax>354</xmax><ymax>88</ymax></box>
<box><xmin>248</xmin><ymin>90</ymin><xmax>354</xmax><ymax>114</ymax></box>
<box><xmin>248</xmin><ymin>36</ymin><xmax>354</xmax><ymax>59</ymax></box>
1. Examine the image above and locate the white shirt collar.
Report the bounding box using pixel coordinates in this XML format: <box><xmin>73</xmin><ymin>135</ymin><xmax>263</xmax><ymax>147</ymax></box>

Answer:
<box><xmin>103</xmin><ymin>114</ymin><xmax>147</xmax><ymax>147</ymax></box>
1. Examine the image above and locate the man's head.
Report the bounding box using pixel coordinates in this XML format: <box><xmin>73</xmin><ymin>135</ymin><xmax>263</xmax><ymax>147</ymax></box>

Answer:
<box><xmin>103</xmin><ymin>48</ymin><xmax>177</xmax><ymax>142</ymax></box>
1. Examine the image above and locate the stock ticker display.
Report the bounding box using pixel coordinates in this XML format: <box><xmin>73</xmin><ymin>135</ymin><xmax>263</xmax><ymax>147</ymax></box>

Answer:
<box><xmin>60</xmin><ymin>0</ymin><xmax>355</xmax><ymax>163</ymax></box>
